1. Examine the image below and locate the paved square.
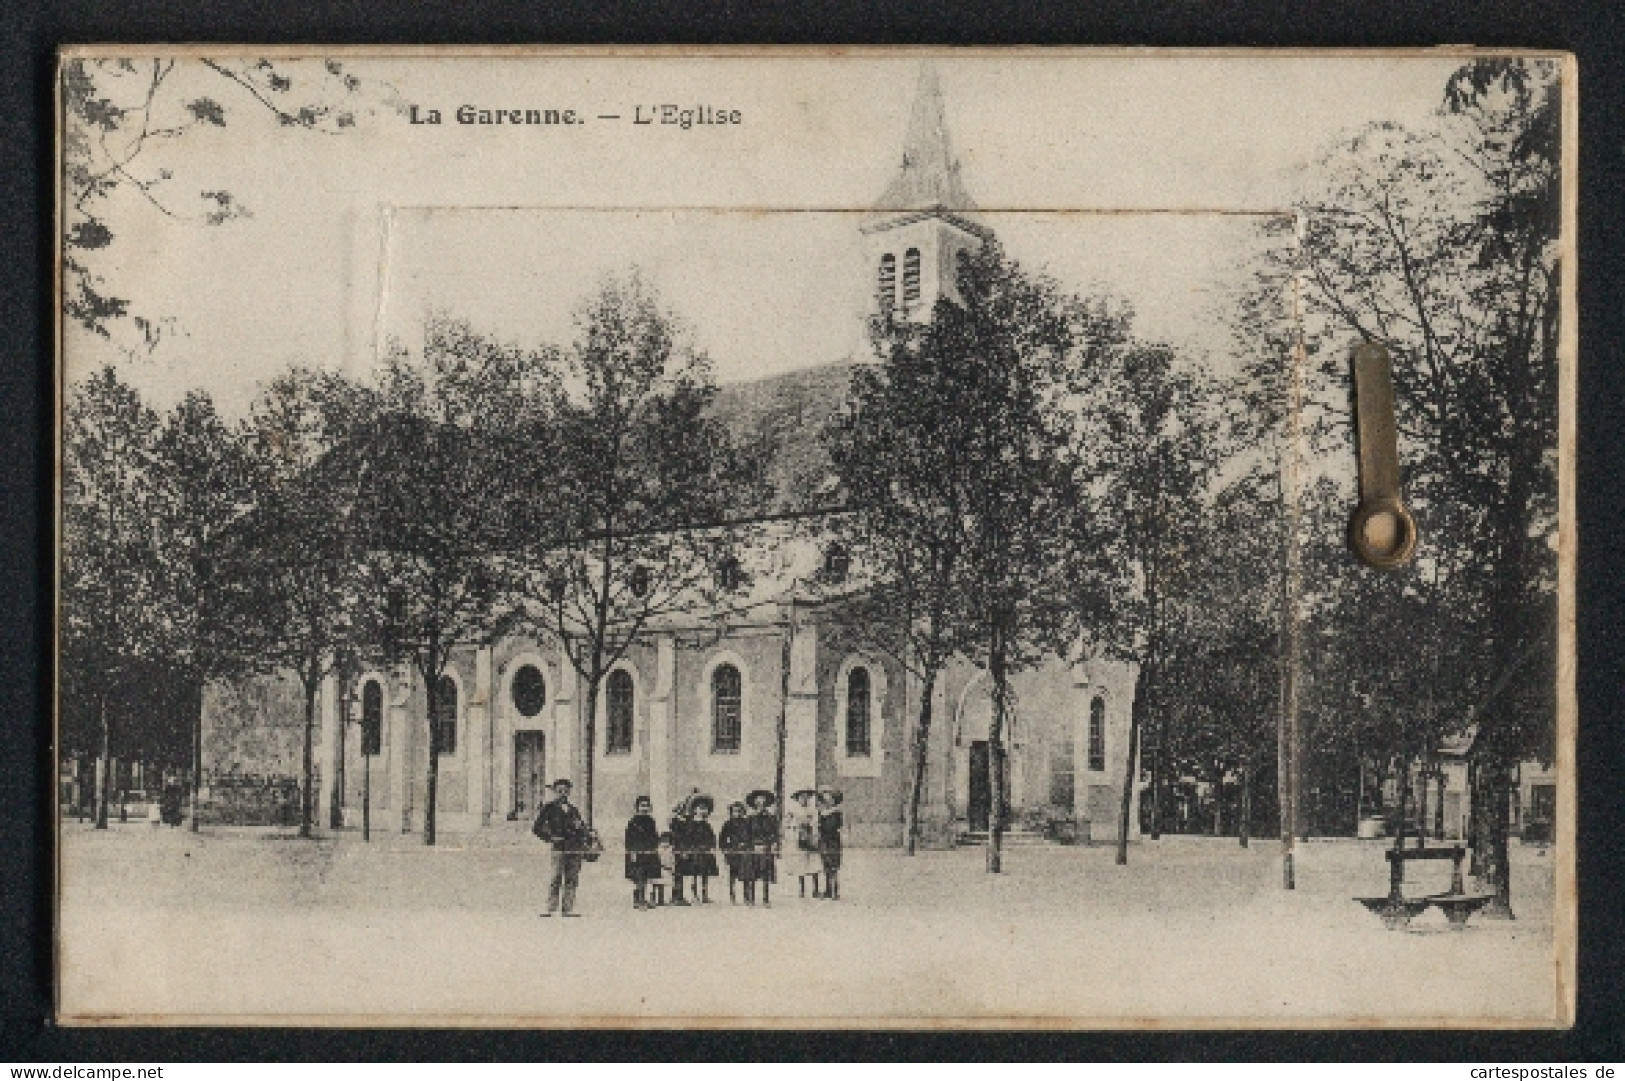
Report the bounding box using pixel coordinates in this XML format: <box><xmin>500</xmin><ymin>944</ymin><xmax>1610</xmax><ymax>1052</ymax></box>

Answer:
<box><xmin>58</xmin><ymin>824</ymin><xmax>1561</xmax><ymax>1025</ymax></box>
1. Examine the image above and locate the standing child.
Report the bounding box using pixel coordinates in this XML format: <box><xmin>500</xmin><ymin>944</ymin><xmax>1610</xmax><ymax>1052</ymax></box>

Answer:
<box><xmin>624</xmin><ymin>796</ymin><xmax>662</xmax><ymax>911</ymax></box>
<box><xmin>718</xmin><ymin>801</ymin><xmax>750</xmax><ymax>904</ymax></box>
<box><xmin>818</xmin><ymin>787</ymin><xmax>844</xmax><ymax>901</ymax></box>
<box><xmin>687</xmin><ymin>796</ymin><xmax>720</xmax><ymax>903</ymax></box>
<box><xmin>667</xmin><ymin>799</ymin><xmax>693</xmax><ymax>906</ymax></box>
<box><xmin>783</xmin><ymin>788</ymin><xmax>822</xmax><ymax>898</ymax></box>
<box><xmin>743</xmin><ymin>789</ymin><xmax>779</xmax><ymax>907</ymax></box>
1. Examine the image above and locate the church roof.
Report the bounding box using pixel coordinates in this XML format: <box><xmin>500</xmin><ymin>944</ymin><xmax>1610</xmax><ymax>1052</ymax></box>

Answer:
<box><xmin>873</xmin><ymin>67</ymin><xmax>978</xmax><ymax>215</ymax></box>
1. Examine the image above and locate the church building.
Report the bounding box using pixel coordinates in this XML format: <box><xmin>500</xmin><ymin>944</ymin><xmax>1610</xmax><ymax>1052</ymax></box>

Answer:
<box><xmin>201</xmin><ymin>70</ymin><xmax>1143</xmax><ymax>847</ymax></box>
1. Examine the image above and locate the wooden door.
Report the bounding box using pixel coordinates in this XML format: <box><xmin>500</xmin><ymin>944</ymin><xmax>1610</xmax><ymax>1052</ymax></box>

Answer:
<box><xmin>968</xmin><ymin>741</ymin><xmax>990</xmax><ymax>832</ymax></box>
<box><xmin>513</xmin><ymin>731</ymin><xmax>546</xmax><ymax>818</ymax></box>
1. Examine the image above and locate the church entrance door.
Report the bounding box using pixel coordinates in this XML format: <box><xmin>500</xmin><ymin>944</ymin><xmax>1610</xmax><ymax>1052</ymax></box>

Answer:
<box><xmin>967</xmin><ymin>741</ymin><xmax>1009</xmax><ymax>833</ymax></box>
<box><xmin>513</xmin><ymin>731</ymin><xmax>545</xmax><ymax>819</ymax></box>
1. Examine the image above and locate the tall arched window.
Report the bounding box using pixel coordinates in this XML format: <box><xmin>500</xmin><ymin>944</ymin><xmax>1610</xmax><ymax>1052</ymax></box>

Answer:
<box><xmin>1087</xmin><ymin>697</ymin><xmax>1106</xmax><ymax>773</ymax></box>
<box><xmin>877</xmin><ymin>253</ymin><xmax>897</xmax><ymax>313</ymax></box>
<box><xmin>712</xmin><ymin>664</ymin><xmax>743</xmax><ymax>753</ymax></box>
<box><xmin>511</xmin><ymin>664</ymin><xmax>546</xmax><ymax>719</ymax></box>
<box><xmin>902</xmin><ymin>248</ymin><xmax>922</xmax><ymax>308</ymax></box>
<box><xmin>845</xmin><ymin>666</ymin><xmax>872</xmax><ymax>756</ymax></box>
<box><xmin>606</xmin><ymin>669</ymin><xmax>635</xmax><ymax>755</ymax></box>
<box><xmin>433</xmin><ymin>675</ymin><xmax>458</xmax><ymax>756</ymax></box>
<box><xmin>361</xmin><ymin>680</ymin><xmax>382</xmax><ymax>757</ymax></box>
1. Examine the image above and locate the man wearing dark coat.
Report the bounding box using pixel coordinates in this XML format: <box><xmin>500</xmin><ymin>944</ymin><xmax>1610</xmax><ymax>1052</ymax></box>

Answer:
<box><xmin>533</xmin><ymin>779</ymin><xmax>589</xmax><ymax>917</ymax></box>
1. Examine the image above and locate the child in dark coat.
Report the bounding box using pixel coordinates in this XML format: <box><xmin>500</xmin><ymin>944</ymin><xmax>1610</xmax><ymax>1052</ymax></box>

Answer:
<box><xmin>686</xmin><ymin>797</ymin><xmax>720</xmax><ymax>903</ymax></box>
<box><xmin>817</xmin><ymin>787</ymin><xmax>845</xmax><ymax>901</ymax></box>
<box><xmin>743</xmin><ymin>789</ymin><xmax>780</xmax><ymax>907</ymax></box>
<box><xmin>624</xmin><ymin>796</ymin><xmax>662</xmax><ymax>911</ymax></box>
<box><xmin>668</xmin><ymin>800</ymin><xmax>694</xmax><ymax>906</ymax></box>
<box><xmin>718</xmin><ymin>801</ymin><xmax>750</xmax><ymax>904</ymax></box>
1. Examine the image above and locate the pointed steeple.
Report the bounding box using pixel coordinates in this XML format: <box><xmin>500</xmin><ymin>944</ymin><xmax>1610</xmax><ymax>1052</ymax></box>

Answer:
<box><xmin>874</xmin><ymin>66</ymin><xmax>977</xmax><ymax>213</ymax></box>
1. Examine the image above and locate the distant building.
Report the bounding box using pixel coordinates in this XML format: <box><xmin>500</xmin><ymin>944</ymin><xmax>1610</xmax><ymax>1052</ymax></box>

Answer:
<box><xmin>203</xmin><ymin>70</ymin><xmax>1143</xmax><ymax>846</ymax></box>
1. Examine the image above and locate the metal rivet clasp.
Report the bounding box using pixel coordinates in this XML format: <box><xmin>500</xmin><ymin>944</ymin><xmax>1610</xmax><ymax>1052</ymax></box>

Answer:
<box><xmin>1350</xmin><ymin>341</ymin><xmax>1418</xmax><ymax>569</ymax></box>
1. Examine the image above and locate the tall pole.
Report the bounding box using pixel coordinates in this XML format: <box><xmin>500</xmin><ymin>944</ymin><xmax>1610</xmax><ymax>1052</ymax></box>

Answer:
<box><xmin>1277</xmin><ymin>269</ymin><xmax>1308</xmax><ymax>890</ymax></box>
<box><xmin>774</xmin><ymin>590</ymin><xmax>795</xmax><ymax>812</ymax></box>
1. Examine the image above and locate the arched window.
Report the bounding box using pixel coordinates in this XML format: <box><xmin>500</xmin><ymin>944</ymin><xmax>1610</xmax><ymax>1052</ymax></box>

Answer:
<box><xmin>361</xmin><ymin>680</ymin><xmax>382</xmax><ymax>757</ymax></box>
<box><xmin>712</xmin><ymin>664</ymin><xmax>743</xmax><ymax>753</ymax></box>
<box><xmin>606</xmin><ymin>669</ymin><xmax>635</xmax><ymax>755</ymax></box>
<box><xmin>433</xmin><ymin>675</ymin><xmax>458</xmax><ymax>756</ymax></box>
<box><xmin>902</xmin><ymin>248</ymin><xmax>922</xmax><ymax>308</ymax></box>
<box><xmin>512</xmin><ymin>664</ymin><xmax>546</xmax><ymax>719</ymax></box>
<box><xmin>845</xmin><ymin>667</ymin><xmax>872</xmax><ymax>756</ymax></box>
<box><xmin>877</xmin><ymin>253</ymin><xmax>897</xmax><ymax>312</ymax></box>
<box><xmin>1087</xmin><ymin>697</ymin><xmax>1106</xmax><ymax>773</ymax></box>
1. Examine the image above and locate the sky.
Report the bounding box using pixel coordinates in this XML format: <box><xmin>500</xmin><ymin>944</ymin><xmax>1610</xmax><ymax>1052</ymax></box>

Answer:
<box><xmin>62</xmin><ymin>52</ymin><xmax>1465</xmax><ymax>417</ymax></box>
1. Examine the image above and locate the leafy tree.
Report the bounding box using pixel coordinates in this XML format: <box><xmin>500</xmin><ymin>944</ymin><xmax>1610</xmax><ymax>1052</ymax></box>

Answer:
<box><xmin>60</xmin><ymin>368</ymin><xmax>166</xmax><ymax>827</ymax></box>
<box><xmin>225</xmin><ymin>366</ymin><xmax>379</xmax><ymax>837</ymax></box>
<box><xmin>1272</xmin><ymin>58</ymin><xmax>1560</xmax><ymax>912</ymax></box>
<box><xmin>358</xmin><ymin>315</ymin><xmax>554</xmax><ymax>844</ymax></box>
<box><xmin>871</xmin><ymin>242</ymin><xmax>1108</xmax><ymax>873</ymax></box>
<box><xmin>62</xmin><ymin>57</ymin><xmax>372</xmax><ymax>354</ymax></box>
<box><xmin>514</xmin><ymin>274</ymin><xmax>755</xmax><ymax>826</ymax></box>
<box><xmin>824</xmin><ymin>325</ymin><xmax>976</xmax><ymax>855</ymax></box>
<box><xmin>1158</xmin><ymin>468</ymin><xmax>1284</xmax><ymax>847</ymax></box>
<box><xmin>151</xmin><ymin>390</ymin><xmax>257</xmax><ymax>828</ymax></box>
<box><xmin>1081</xmin><ymin>343</ymin><xmax>1222</xmax><ymax>864</ymax></box>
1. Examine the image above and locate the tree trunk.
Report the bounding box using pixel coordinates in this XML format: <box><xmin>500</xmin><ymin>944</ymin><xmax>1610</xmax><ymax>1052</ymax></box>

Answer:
<box><xmin>190</xmin><ymin>681</ymin><xmax>204</xmax><ymax>832</ymax></box>
<box><xmin>423</xmin><ymin>679</ymin><xmax>440</xmax><ymax>846</ymax></box>
<box><xmin>300</xmin><ymin>674</ymin><xmax>318</xmax><ymax>839</ymax></box>
<box><xmin>1239</xmin><ymin>756</ymin><xmax>1252</xmax><ymax>848</ymax></box>
<box><xmin>1211</xmin><ymin>768</ymin><xmax>1223</xmax><ymax>837</ymax></box>
<box><xmin>986</xmin><ymin>642</ymin><xmax>1009</xmax><ymax>874</ymax></box>
<box><xmin>95</xmin><ymin>692</ymin><xmax>110</xmax><ymax>830</ymax></box>
<box><xmin>579</xmin><ymin>672</ymin><xmax>603</xmax><ymax>828</ymax></box>
<box><xmin>1115</xmin><ymin>686</ymin><xmax>1143</xmax><ymax>866</ymax></box>
<box><xmin>1148</xmin><ymin>741</ymin><xmax>1162</xmax><ymax>841</ymax></box>
<box><xmin>1478</xmin><ymin>758</ymin><xmax>1516</xmax><ymax>919</ymax></box>
<box><xmin>904</xmin><ymin>670</ymin><xmax>938</xmax><ymax>856</ymax></box>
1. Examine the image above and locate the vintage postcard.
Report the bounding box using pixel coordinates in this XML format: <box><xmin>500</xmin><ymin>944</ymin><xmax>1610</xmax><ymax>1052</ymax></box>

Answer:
<box><xmin>55</xmin><ymin>48</ymin><xmax>1576</xmax><ymax>1027</ymax></box>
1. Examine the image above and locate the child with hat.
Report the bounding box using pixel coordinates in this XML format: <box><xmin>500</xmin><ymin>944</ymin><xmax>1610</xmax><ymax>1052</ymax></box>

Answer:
<box><xmin>743</xmin><ymin>789</ymin><xmax>779</xmax><ymax>907</ymax></box>
<box><xmin>818</xmin><ymin>787</ymin><xmax>845</xmax><ymax>901</ymax></box>
<box><xmin>686</xmin><ymin>796</ymin><xmax>720</xmax><ymax>903</ymax></box>
<box><xmin>783</xmin><ymin>788</ymin><xmax>822</xmax><ymax>899</ymax></box>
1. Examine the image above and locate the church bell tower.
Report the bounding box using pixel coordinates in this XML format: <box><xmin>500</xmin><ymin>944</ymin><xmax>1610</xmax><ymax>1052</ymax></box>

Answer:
<box><xmin>863</xmin><ymin>67</ymin><xmax>990</xmax><ymax>323</ymax></box>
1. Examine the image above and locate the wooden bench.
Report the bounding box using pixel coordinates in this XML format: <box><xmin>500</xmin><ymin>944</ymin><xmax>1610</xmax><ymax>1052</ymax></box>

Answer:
<box><xmin>1356</xmin><ymin>844</ymin><xmax>1493</xmax><ymax>930</ymax></box>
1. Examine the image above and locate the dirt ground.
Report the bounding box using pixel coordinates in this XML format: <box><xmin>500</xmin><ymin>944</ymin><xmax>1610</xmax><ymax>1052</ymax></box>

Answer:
<box><xmin>56</xmin><ymin>822</ymin><xmax>1564</xmax><ymax>1027</ymax></box>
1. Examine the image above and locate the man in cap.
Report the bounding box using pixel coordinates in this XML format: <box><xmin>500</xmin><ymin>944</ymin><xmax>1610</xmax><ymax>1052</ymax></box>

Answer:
<box><xmin>533</xmin><ymin>778</ymin><xmax>589</xmax><ymax>917</ymax></box>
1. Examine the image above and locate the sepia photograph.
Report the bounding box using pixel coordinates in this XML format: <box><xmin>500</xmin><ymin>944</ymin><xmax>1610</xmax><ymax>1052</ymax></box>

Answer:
<box><xmin>55</xmin><ymin>49</ymin><xmax>1574</xmax><ymax>1026</ymax></box>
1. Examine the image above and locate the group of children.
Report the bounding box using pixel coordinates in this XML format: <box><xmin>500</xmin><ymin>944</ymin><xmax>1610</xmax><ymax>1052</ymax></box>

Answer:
<box><xmin>623</xmin><ymin>785</ymin><xmax>845</xmax><ymax>910</ymax></box>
